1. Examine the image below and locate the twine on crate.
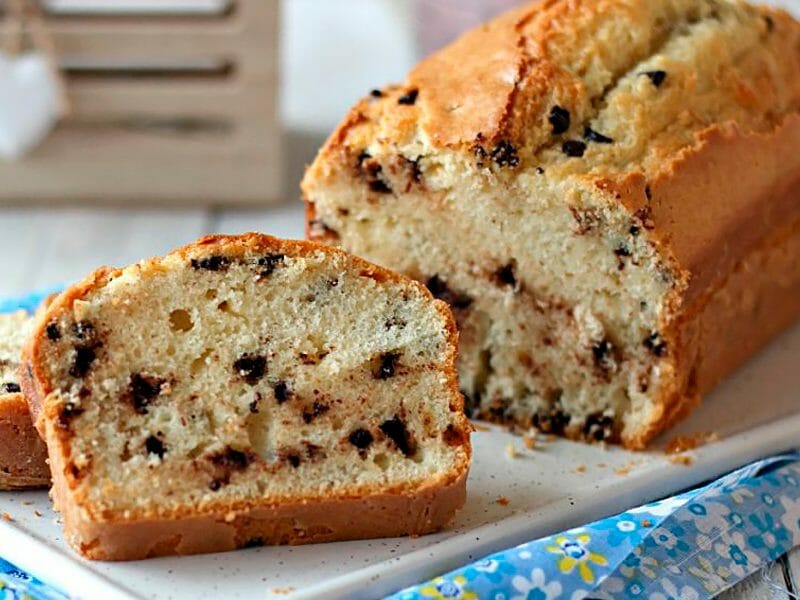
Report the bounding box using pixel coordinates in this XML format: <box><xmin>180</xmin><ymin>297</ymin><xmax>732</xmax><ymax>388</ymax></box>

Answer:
<box><xmin>2</xmin><ymin>0</ymin><xmax>69</xmax><ymax>116</ymax></box>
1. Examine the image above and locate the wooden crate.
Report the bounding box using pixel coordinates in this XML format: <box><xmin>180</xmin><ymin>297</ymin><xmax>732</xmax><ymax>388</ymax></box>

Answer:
<box><xmin>0</xmin><ymin>0</ymin><xmax>281</xmax><ymax>205</ymax></box>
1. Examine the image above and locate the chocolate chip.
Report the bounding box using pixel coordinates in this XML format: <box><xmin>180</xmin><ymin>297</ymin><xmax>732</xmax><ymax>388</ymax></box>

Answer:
<box><xmin>368</xmin><ymin>177</ymin><xmax>392</xmax><ymax>194</ymax></box>
<box><xmin>256</xmin><ymin>254</ymin><xmax>285</xmax><ymax>279</ymax></box>
<box><xmin>286</xmin><ymin>453</ymin><xmax>301</xmax><ymax>468</ymax></box>
<box><xmin>370</xmin><ymin>89</ymin><xmax>383</xmax><ymax>98</ymax></box>
<box><xmin>357</xmin><ymin>150</ymin><xmax>372</xmax><ymax>166</ymax></box>
<box><xmin>249</xmin><ymin>399</ymin><xmax>259</xmax><ymax>414</ymax></box>
<box><xmin>562</xmin><ymin>140</ymin><xmax>586</xmax><ymax>157</ymax></box>
<box><xmin>210</xmin><ymin>447</ymin><xmax>254</xmax><ymax>470</ymax></box>
<box><xmin>549</xmin><ymin>105</ymin><xmax>571</xmax><ymax>135</ymax></box>
<box><xmin>629</xmin><ymin>225</ymin><xmax>641</xmax><ymax>236</ymax></box>
<box><xmin>349</xmin><ymin>428</ymin><xmax>374</xmax><ymax>450</ymax></box>
<box><xmin>583</xmin><ymin>413</ymin><xmax>614</xmax><ymax>442</ymax></box>
<box><xmin>614</xmin><ymin>245</ymin><xmax>632</xmax><ymax>270</ymax></box>
<box><xmin>145</xmin><ymin>435</ymin><xmax>166</xmax><ymax>459</ymax></box>
<box><xmin>493</xmin><ymin>263</ymin><xmax>517</xmax><ymax>288</ymax></box>
<box><xmin>72</xmin><ymin>321</ymin><xmax>95</xmax><ymax>341</ymax></box>
<box><xmin>209</xmin><ymin>479</ymin><xmax>222</xmax><ymax>491</ymax></box>
<box><xmin>592</xmin><ymin>340</ymin><xmax>616</xmax><ymax>375</ymax></box>
<box><xmin>46</xmin><ymin>322</ymin><xmax>61</xmax><ymax>341</ymax></box>
<box><xmin>380</xmin><ymin>415</ymin><xmax>416</xmax><ymax>457</ymax></box>
<box><xmin>55</xmin><ymin>402</ymin><xmax>84</xmax><ymax>431</ymax></box>
<box><xmin>242</xmin><ymin>537</ymin><xmax>264</xmax><ymax>549</ymax></box>
<box><xmin>490</xmin><ymin>141</ymin><xmax>520</xmax><ymax>168</ymax></box>
<box><xmin>70</xmin><ymin>346</ymin><xmax>97</xmax><ymax>379</ymax></box>
<box><xmin>234</xmin><ymin>354</ymin><xmax>267</xmax><ymax>385</ymax></box>
<box><xmin>425</xmin><ymin>275</ymin><xmax>472</xmax><ymax>310</ymax></box>
<box><xmin>191</xmin><ymin>256</ymin><xmax>230</xmax><ymax>272</ymax></box>
<box><xmin>536</xmin><ymin>166</ymin><xmax>545</xmax><ymax>175</ymax></box>
<box><xmin>375</xmin><ymin>352</ymin><xmax>400</xmax><ymax>379</ymax></box>
<box><xmin>397</xmin><ymin>88</ymin><xmax>418</xmax><ymax>105</ymax></box>
<box><xmin>128</xmin><ymin>373</ymin><xmax>165</xmax><ymax>414</ymax></box>
<box><xmin>302</xmin><ymin>401</ymin><xmax>330</xmax><ymax>424</ymax></box>
<box><xmin>764</xmin><ymin>15</ymin><xmax>774</xmax><ymax>33</ymax></box>
<box><xmin>641</xmin><ymin>70</ymin><xmax>667</xmax><ymax>88</ymax></box>
<box><xmin>644</xmin><ymin>332</ymin><xmax>668</xmax><ymax>357</ymax></box>
<box><xmin>273</xmin><ymin>381</ymin><xmax>291</xmax><ymax>404</ymax></box>
<box><xmin>645</xmin><ymin>185</ymin><xmax>652</xmax><ymax>201</ymax></box>
<box><xmin>0</xmin><ymin>383</ymin><xmax>20</xmax><ymax>394</ymax></box>
<box><xmin>403</xmin><ymin>156</ymin><xmax>423</xmax><ymax>185</ymax></box>
<box><xmin>532</xmin><ymin>402</ymin><xmax>570</xmax><ymax>435</ymax></box>
<box><xmin>584</xmin><ymin>127</ymin><xmax>614</xmax><ymax>144</ymax></box>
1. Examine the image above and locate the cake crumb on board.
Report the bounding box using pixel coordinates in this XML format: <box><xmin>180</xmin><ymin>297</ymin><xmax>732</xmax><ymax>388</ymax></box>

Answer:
<box><xmin>669</xmin><ymin>454</ymin><xmax>693</xmax><ymax>466</ymax></box>
<box><xmin>2</xmin><ymin>512</ymin><xmax>13</xmax><ymax>522</ymax></box>
<box><xmin>495</xmin><ymin>496</ymin><xmax>511</xmax><ymax>506</ymax></box>
<box><xmin>472</xmin><ymin>423</ymin><xmax>491</xmax><ymax>432</ymax></box>
<box><xmin>505</xmin><ymin>442</ymin><xmax>518</xmax><ymax>459</ymax></box>
<box><xmin>664</xmin><ymin>432</ymin><xmax>718</xmax><ymax>454</ymax></box>
<box><xmin>574</xmin><ymin>464</ymin><xmax>586</xmax><ymax>474</ymax></box>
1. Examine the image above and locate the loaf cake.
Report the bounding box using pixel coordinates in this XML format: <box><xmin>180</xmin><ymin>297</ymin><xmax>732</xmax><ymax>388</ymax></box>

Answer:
<box><xmin>302</xmin><ymin>0</ymin><xmax>800</xmax><ymax>448</ymax></box>
<box><xmin>20</xmin><ymin>234</ymin><xmax>470</xmax><ymax>560</ymax></box>
<box><xmin>0</xmin><ymin>311</ymin><xmax>49</xmax><ymax>489</ymax></box>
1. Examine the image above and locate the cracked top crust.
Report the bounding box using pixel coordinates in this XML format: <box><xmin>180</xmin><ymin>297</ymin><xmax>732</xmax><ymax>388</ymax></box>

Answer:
<box><xmin>322</xmin><ymin>0</ymin><xmax>800</xmax><ymax>177</ymax></box>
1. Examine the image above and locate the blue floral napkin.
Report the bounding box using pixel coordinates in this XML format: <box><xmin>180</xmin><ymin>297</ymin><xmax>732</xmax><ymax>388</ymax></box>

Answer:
<box><xmin>1</xmin><ymin>290</ymin><xmax>798</xmax><ymax>600</ymax></box>
<box><xmin>389</xmin><ymin>453</ymin><xmax>800</xmax><ymax>600</ymax></box>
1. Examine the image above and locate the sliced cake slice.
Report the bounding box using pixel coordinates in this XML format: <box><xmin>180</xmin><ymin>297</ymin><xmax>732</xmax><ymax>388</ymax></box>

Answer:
<box><xmin>20</xmin><ymin>234</ymin><xmax>470</xmax><ymax>560</ymax></box>
<box><xmin>0</xmin><ymin>310</ymin><xmax>50</xmax><ymax>490</ymax></box>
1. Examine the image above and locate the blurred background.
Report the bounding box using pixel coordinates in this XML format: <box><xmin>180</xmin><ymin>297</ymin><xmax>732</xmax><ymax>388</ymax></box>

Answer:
<box><xmin>0</xmin><ymin>0</ymin><xmax>518</xmax><ymax>295</ymax></box>
<box><xmin>0</xmin><ymin>0</ymin><xmax>794</xmax><ymax>295</ymax></box>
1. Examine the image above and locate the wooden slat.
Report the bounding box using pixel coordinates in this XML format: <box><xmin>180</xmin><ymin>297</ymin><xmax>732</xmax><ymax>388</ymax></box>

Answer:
<box><xmin>211</xmin><ymin>204</ymin><xmax>306</xmax><ymax>240</ymax></box>
<box><xmin>0</xmin><ymin>156</ymin><xmax>281</xmax><ymax>205</ymax></box>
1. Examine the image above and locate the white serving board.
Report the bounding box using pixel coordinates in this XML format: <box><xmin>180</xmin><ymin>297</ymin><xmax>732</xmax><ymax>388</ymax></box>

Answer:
<box><xmin>0</xmin><ymin>320</ymin><xmax>798</xmax><ymax>600</ymax></box>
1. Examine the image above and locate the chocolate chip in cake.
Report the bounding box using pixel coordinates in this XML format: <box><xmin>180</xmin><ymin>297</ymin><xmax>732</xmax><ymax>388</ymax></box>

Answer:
<box><xmin>643</xmin><ymin>332</ymin><xmax>668</xmax><ymax>357</ymax></box>
<box><xmin>46</xmin><ymin>322</ymin><xmax>61</xmax><ymax>341</ymax></box>
<box><xmin>209</xmin><ymin>479</ymin><xmax>222</xmax><ymax>491</ymax></box>
<box><xmin>72</xmin><ymin>321</ymin><xmax>96</xmax><ymax>341</ymax></box>
<box><xmin>55</xmin><ymin>402</ymin><xmax>84</xmax><ymax>431</ymax></box>
<box><xmin>249</xmin><ymin>392</ymin><xmax>262</xmax><ymax>414</ymax></box>
<box><xmin>629</xmin><ymin>225</ymin><xmax>641</xmax><ymax>236</ymax></box>
<box><xmin>128</xmin><ymin>373</ymin><xmax>166</xmax><ymax>414</ymax></box>
<box><xmin>370</xmin><ymin>89</ymin><xmax>384</xmax><ymax>98</ymax></box>
<box><xmin>403</xmin><ymin>156</ymin><xmax>424</xmax><ymax>186</ymax></box>
<box><xmin>614</xmin><ymin>245</ymin><xmax>632</xmax><ymax>270</ymax></box>
<box><xmin>357</xmin><ymin>149</ymin><xmax>372</xmax><ymax>167</ymax></box>
<box><xmin>190</xmin><ymin>256</ymin><xmax>231</xmax><ymax>272</ymax></box>
<box><xmin>425</xmin><ymin>275</ymin><xmax>473</xmax><ymax>310</ymax></box>
<box><xmin>210</xmin><ymin>446</ymin><xmax>254</xmax><ymax>470</ymax></box>
<box><xmin>493</xmin><ymin>262</ymin><xmax>518</xmax><ymax>289</ymax></box>
<box><xmin>591</xmin><ymin>340</ymin><xmax>617</xmax><ymax>376</ymax></box>
<box><xmin>145</xmin><ymin>435</ymin><xmax>166</xmax><ymax>459</ymax></box>
<box><xmin>583</xmin><ymin>127</ymin><xmax>614</xmax><ymax>144</ymax></box>
<box><xmin>583</xmin><ymin>413</ymin><xmax>614</xmax><ymax>442</ymax></box>
<box><xmin>302</xmin><ymin>401</ymin><xmax>330</xmax><ymax>424</ymax></box>
<box><xmin>384</xmin><ymin>316</ymin><xmax>406</xmax><ymax>330</ymax></box>
<box><xmin>348</xmin><ymin>428</ymin><xmax>374</xmax><ymax>451</ymax></box>
<box><xmin>375</xmin><ymin>352</ymin><xmax>401</xmax><ymax>379</ymax></box>
<box><xmin>285</xmin><ymin>452</ymin><xmax>301</xmax><ymax>468</ymax></box>
<box><xmin>490</xmin><ymin>141</ymin><xmax>520</xmax><ymax>168</ymax></box>
<box><xmin>368</xmin><ymin>177</ymin><xmax>392</xmax><ymax>194</ymax></box>
<box><xmin>645</xmin><ymin>185</ymin><xmax>652</xmax><ymax>201</ymax></box>
<box><xmin>242</xmin><ymin>537</ymin><xmax>265</xmax><ymax>548</ymax></box>
<box><xmin>532</xmin><ymin>401</ymin><xmax>570</xmax><ymax>435</ymax></box>
<box><xmin>548</xmin><ymin>106</ymin><xmax>571</xmax><ymax>135</ymax></box>
<box><xmin>256</xmin><ymin>254</ymin><xmax>285</xmax><ymax>280</ymax></box>
<box><xmin>562</xmin><ymin>140</ymin><xmax>586</xmax><ymax>157</ymax></box>
<box><xmin>641</xmin><ymin>70</ymin><xmax>667</xmax><ymax>88</ymax></box>
<box><xmin>234</xmin><ymin>354</ymin><xmax>267</xmax><ymax>385</ymax></box>
<box><xmin>397</xmin><ymin>88</ymin><xmax>419</xmax><ymax>105</ymax></box>
<box><xmin>70</xmin><ymin>346</ymin><xmax>98</xmax><ymax>379</ymax></box>
<box><xmin>763</xmin><ymin>15</ymin><xmax>774</xmax><ymax>33</ymax></box>
<box><xmin>380</xmin><ymin>415</ymin><xmax>416</xmax><ymax>457</ymax></box>
<box><xmin>273</xmin><ymin>380</ymin><xmax>291</xmax><ymax>404</ymax></box>
<box><xmin>0</xmin><ymin>383</ymin><xmax>20</xmax><ymax>394</ymax></box>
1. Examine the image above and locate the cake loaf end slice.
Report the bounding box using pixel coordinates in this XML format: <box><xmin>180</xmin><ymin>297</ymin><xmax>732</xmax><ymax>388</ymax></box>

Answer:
<box><xmin>20</xmin><ymin>233</ymin><xmax>470</xmax><ymax>560</ymax></box>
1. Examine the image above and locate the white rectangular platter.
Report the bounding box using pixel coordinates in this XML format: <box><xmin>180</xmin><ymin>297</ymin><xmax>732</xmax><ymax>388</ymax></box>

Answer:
<box><xmin>0</xmin><ymin>320</ymin><xmax>798</xmax><ymax>600</ymax></box>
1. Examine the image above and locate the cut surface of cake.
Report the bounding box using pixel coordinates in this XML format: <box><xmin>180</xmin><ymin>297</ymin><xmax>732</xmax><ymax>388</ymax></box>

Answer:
<box><xmin>302</xmin><ymin>0</ymin><xmax>800</xmax><ymax>448</ymax></box>
<box><xmin>0</xmin><ymin>311</ymin><xmax>50</xmax><ymax>489</ymax></box>
<box><xmin>20</xmin><ymin>234</ymin><xmax>470</xmax><ymax>560</ymax></box>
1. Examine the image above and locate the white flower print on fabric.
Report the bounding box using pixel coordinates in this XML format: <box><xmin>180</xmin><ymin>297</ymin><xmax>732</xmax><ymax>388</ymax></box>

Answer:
<box><xmin>647</xmin><ymin>578</ymin><xmax>700</xmax><ymax>600</ymax></box>
<box><xmin>510</xmin><ymin>568</ymin><xmax>562</xmax><ymax>600</ymax></box>
<box><xmin>713</xmin><ymin>531</ymin><xmax>762</xmax><ymax>577</ymax></box>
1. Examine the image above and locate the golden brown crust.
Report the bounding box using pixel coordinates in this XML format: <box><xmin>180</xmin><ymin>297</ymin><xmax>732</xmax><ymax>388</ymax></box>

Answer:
<box><xmin>22</xmin><ymin>233</ymin><xmax>470</xmax><ymax>559</ymax></box>
<box><xmin>0</xmin><ymin>393</ymin><xmax>49</xmax><ymax>489</ymax></box>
